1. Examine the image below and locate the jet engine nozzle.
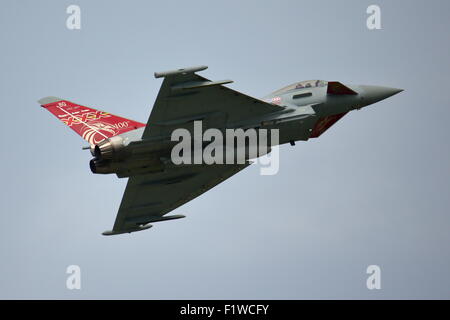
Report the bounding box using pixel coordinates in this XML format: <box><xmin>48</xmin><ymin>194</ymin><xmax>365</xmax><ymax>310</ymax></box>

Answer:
<box><xmin>94</xmin><ymin>136</ymin><xmax>125</xmax><ymax>161</ymax></box>
<box><xmin>89</xmin><ymin>159</ymin><xmax>114</xmax><ymax>174</ymax></box>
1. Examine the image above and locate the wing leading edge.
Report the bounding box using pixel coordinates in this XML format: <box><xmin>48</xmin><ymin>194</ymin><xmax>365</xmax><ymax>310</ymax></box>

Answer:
<box><xmin>142</xmin><ymin>65</ymin><xmax>284</xmax><ymax>139</ymax></box>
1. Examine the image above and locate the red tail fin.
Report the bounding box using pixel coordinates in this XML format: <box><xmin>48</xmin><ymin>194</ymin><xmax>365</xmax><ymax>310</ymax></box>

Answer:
<box><xmin>38</xmin><ymin>97</ymin><xmax>145</xmax><ymax>145</ymax></box>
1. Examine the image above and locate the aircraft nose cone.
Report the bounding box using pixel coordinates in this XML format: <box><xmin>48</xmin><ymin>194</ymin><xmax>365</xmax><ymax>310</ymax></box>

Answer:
<box><xmin>360</xmin><ymin>85</ymin><xmax>403</xmax><ymax>105</ymax></box>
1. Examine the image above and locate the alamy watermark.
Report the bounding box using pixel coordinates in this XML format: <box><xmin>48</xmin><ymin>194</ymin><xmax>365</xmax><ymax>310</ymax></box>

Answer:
<box><xmin>366</xmin><ymin>265</ymin><xmax>381</xmax><ymax>290</ymax></box>
<box><xmin>66</xmin><ymin>5</ymin><xmax>81</xmax><ymax>30</ymax></box>
<box><xmin>367</xmin><ymin>5</ymin><xmax>382</xmax><ymax>30</ymax></box>
<box><xmin>171</xmin><ymin>121</ymin><xmax>280</xmax><ymax>175</ymax></box>
<box><xmin>66</xmin><ymin>265</ymin><xmax>81</xmax><ymax>290</ymax></box>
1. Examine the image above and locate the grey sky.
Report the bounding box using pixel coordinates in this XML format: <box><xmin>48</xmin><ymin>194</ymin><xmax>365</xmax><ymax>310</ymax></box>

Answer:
<box><xmin>0</xmin><ymin>0</ymin><xmax>449</xmax><ymax>299</ymax></box>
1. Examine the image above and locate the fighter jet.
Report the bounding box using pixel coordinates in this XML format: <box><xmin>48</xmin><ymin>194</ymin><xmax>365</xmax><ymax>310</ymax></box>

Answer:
<box><xmin>38</xmin><ymin>66</ymin><xmax>402</xmax><ymax>235</ymax></box>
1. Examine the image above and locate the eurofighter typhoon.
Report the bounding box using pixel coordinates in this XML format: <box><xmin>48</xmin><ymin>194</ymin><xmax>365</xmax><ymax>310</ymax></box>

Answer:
<box><xmin>38</xmin><ymin>66</ymin><xmax>402</xmax><ymax>235</ymax></box>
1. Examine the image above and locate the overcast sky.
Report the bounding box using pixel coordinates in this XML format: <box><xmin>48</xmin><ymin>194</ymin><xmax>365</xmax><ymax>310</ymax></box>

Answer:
<box><xmin>0</xmin><ymin>0</ymin><xmax>449</xmax><ymax>299</ymax></box>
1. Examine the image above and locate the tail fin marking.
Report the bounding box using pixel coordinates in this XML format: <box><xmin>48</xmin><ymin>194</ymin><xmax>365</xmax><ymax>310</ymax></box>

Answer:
<box><xmin>39</xmin><ymin>97</ymin><xmax>146</xmax><ymax>145</ymax></box>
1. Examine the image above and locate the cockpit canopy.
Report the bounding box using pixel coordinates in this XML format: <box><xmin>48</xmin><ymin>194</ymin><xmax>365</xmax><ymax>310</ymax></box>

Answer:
<box><xmin>272</xmin><ymin>80</ymin><xmax>327</xmax><ymax>96</ymax></box>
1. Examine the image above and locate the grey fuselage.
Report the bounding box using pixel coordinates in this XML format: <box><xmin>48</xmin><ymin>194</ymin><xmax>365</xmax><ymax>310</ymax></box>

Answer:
<box><xmin>92</xmin><ymin>81</ymin><xmax>402</xmax><ymax>177</ymax></box>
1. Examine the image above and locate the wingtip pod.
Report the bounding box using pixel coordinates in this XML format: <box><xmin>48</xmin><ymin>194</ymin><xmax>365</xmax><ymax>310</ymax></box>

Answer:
<box><xmin>125</xmin><ymin>214</ymin><xmax>186</xmax><ymax>225</ymax></box>
<box><xmin>154</xmin><ymin>65</ymin><xmax>208</xmax><ymax>78</ymax></box>
<box><xmin>102</xmin><ymin>223</ymin><xmax>153</xmax><ymax>236</ymax></box>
